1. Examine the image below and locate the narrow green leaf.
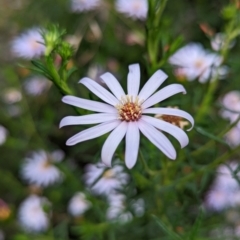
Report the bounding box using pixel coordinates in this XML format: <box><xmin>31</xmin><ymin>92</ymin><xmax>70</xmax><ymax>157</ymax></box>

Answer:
<box><xmin>195</xmin><ymin>126</ymin><xmax>229</xmax><ymax>146</ymax></box>
<box><xmin>152</xmin><ymin>215</ymin><xmax>183</xmax><ymax>240</ymax></box>
<box><xmin>187</xmin><ymin>208</ymin><xmax>204</xmax><ymax>240</ymax></box>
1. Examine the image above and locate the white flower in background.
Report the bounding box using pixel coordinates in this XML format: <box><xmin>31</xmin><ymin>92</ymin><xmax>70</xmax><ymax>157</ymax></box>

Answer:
<box><xmin>220</xmin><ymin>91</ymin><xmax>240</xmax><ymax>123</ymax></box>
<box><xmin>68</xmin><ymin>192</ymin><xmax>91</xmax><ymax>217</ymax></box>
<box><xmin>84</xmin><ymin>163</ymin><xmax>129</xmax><ymax>195</ymax></box>
<box><xmin>70</xmin><ymin>0</ymin><xmax>100</xmax><ymax>12</ymax></box>
<box><xmin>132</xmin><ymin>198</ymin><xmax>145</xmax><ymax>217</ymax></box>
<box><xmin>116</xmin><ymin>0</ymin><xmax>148</xmax><ymax>20</ymax></box>
<box><xmin>205</xmin><ymin>162</ymin><xmax>240</xmax><ymax>211</ymax></box>
<box><xmin>215</xmin><ymin>163</ymin><xmax>240</xmax><ymax>191</ymax></box>
<box><xmin>0</xmin><ymin>126</ymin><xmax>8</xmax><ymax>145</ymax></box>
<box><xmin>169</xmin><ymin>43</ymin><xmax>227</xmax><ymax>83</ymax></box>
<box><xmin>21</xmin><ymin>150</ymin><xmax>63</xmax><ymax>187</ymax></box>
<box><xmin>11</xmin><ymin>28</ymin><xmax>45</xmax><ymax>59</ymax></box>
<box><xmin>106</xmin><ymin>194</ymin><xmax>132</xmax><ymax>223</ymax></box>
<box><xmin>3</xmin><ymin>88</ymin><xmax>22</xmax><ymax>104</ymax></box>
<box><xmin>24</xmin><ymin>76</ymin><xmax>51</xmax><ymax>96</ymax></box>
<box><xmin>0</xmin><ymin>230</ymin><xmax>4</xmax><ymax>240</ymax></box>
<box><xmin>211</xmin><ymin>33</ymin><xmax>235</xmax><ymax>51</ymax></box>
<box><xmin>87</xmin><ymin>64</ymin><xmax>106</xmax><ymax>86</ymax></box>
<box><xmin>60</xmin><ymin>64</ymin><xmax>194</xmax><ymax>169</ymax></box>
<box><xmin>18</xmin><ymin>195</ymin><xmax>50</xmax><ymax>232</ymax></box>
<box><xmin>225</xmin><ymin>126</ymin><xmax>240</xmax><ymax>147</ymax></box>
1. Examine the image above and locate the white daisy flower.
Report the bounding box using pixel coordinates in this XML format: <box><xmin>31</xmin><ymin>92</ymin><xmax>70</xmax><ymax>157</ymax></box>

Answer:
<box><xmin>0</xmin><ymin>126</ymin><xmax>8</xmax><ymax>145</ymax></box>
<box><xmin>11</xmin><ymin>28</ymin><xmax>45</xmax><ymax>59</ymax></box>
<box><xmin>24</xmin><ymin>76</ymin><xmax>51</xmax><ymax>96</ymax></box>
<box><xmin>18</xmin><ymin>195</ymin><xmax>50</xmax><ymax>232</ymax></box>
<box><xmin>21</xmin><ymin>150</ymin><xmax>63</xmax><ymax>187</ymax></box>
<box><xmin>70</xmin><ymin>0</ymin><xmax>100</xmax><ymax>13</ymax></box>
<box><xmin>220</xmin><ymin>91</ymin><xmax>240</xmax><ymax>123</ymax></box>
<box><xmin>60</xmin><ymin>64</ymin><xmax>194</xmax><ymax>169</ymax></box>
<box><xmin>115</xmin><ymin>0</ymin><xmax>148</xmax><ymax>20</ymax></box>
<box><xmin>106</xmin><ymin>193</ymin><xmax>132</xmax><ymax>223</ymax></box>
<box><xmin>84</xmin><ymin>163</ymin><xmax>129</xmax><ymax>195</ymax></box>
<box><xmin>68</xmin><ymin>192</ymin><xmax>91</xmax><ymax>217</ymax></box>
<box><xmin>169</xmin><ymin>43</ymin><xmax>227</xmax><ymax>83</ymax></box>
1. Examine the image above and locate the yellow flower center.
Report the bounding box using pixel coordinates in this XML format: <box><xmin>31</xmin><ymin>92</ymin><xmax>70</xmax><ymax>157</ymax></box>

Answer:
<box><xmin>116</xmin><ymin>96</ymin><xmax>142</xmax><ymax>122</ymax></box>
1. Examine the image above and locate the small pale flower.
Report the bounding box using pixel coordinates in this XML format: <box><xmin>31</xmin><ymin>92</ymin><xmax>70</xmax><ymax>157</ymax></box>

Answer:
<box><xmin>70</xmin><ymin>0</ymin><xmax>100</xmax><ymax>12</ymax></box>
<box><xmin>21</xmin><ymin>150</ymin><xmax>63</xmax><ymax>187</ymax></box>
<box><xmin>3</xmin><ymin>88</ymin><xmax>22</xmax><ymax>104</ymax></box>
<box><xmin>205</xmin><ymin>188</ymin><xmax>234</xmax><ymax>211</ymax></box>
<box><xmin>60</xmin><ymin>64</ymin><xmax>194</xmax><ymax>169</ymax></box>
<box><xmin>84</xmin><ymin>163</ymin><xmax>129</xmax><ymax>195</ymax></box>
<box><xmin>215</xmin><ymin>162</ymin><xmax>240</xmax><ymax>191</ymax></box>
<box><xmin>24</xmin><ymin>76</ymin><xmax>51</xmax><ymax>96</ymax></box>
<box><xmin>68</xmin><ymin>192</ymin><xmax>91</xmax><ymax>217</ymax></box>
<box><xmin>18</xmin><ymin>195</ymin><xmax>50</xmax><ymax>232</ymax></box>
<box><xmin>220</xmin><ymin>91</ymin><xmax>240</xmax><ymax>123</ymax></box>
<box><xmin>205</xmin><ymin>162</ymin><xmax>240</xmax><ymax>211</ymax></box>
<box><xmin>116</xmin><ymin>0</ymin><xmax>148</xmax><ymax>20</ymax></box>
<box><xmin>11</xmin><ymin>28</ymin><xmax>45</xmax><ymax>59</ymax></box>
<box><xmin>106</xmin><ymin>194</ymin><xmax>132</xmax><ymax>223</ymax></box>
<box><xmin>211</xmin><ymin>33</ymin><xmax>235</xmax><ymax>51</ymax></box>
<box><xmin>169</xmin><ymin>43</ymin><xmax>227</xmax><ymax>83</ymax></box>
<box><xmin>0</xmin><ymin>126</ymin><xmax>8</xmax><ymax>145</ymax></box>
<box><xmin>225</xmin><ymin>126</ymin><xmax>240</xmax><ymax>147</ymax></box>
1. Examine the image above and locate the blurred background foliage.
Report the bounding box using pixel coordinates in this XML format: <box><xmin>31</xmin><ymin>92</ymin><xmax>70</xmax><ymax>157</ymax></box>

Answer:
<box><xmin>0</xmin><ymin>0</ymin><xmax>240</xmax><ymax>239</ymax></box>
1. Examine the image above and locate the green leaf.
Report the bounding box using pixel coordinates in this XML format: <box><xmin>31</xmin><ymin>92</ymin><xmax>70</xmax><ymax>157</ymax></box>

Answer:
<box><xmin>152</xmin><ymin>215</ymin><xmax>183</xmax><ymax>240</ymax></box>
<box><xmin>195</xmin><ymin>126</ymin><xmax>229</xmax><ymax>147</ymax></box>
<box><xmin>66</xmin><ymin>67</ymin><xmax>78</xmax><ymax>79</ymax></box>
<box><xmin>187</xmin><ymin>208</ymin><xmax>204</xmax><ymax>240</ymax></box>
<box><xmin>31</xmin><ymin>60</ymin><xmax>52</xmax><ymax>77</ymax></box>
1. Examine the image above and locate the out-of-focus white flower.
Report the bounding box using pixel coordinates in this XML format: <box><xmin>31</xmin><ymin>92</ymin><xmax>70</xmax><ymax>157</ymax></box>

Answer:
<box><xmin>87</xmin><ymin>64</ymin><xmax>106</xmax><ymax>85</ymax></box>
<box><xmin>220</xmin><ymin>91</ymin><xmax>240</xmax><ymax>123</ymax></box>
<box><xmin>211</xmin><ymin>33</ymin><xmax>235</xmax><ymax>52</ymax></box>
<box><xmin>3</xmin><ymin>89</ymin><xmax>22</xmax><ymax>104</ymax></box>
<box><xmin>11</xmin><ymin>28</ymin><xmax>45</xmax><ymax>59</ymax></box>
<box><xmin>225</xmin><ymin>126</ymin><xmax>240</xmax><ymax>147</ymax></box>
<box><xmin>169</xmin><ymin>43</ymin><xmax>227</xmax><ymax>83</ymax></box>
<box><xmin>205</xmin><ymin>162</ymin><xmax>240</xmax><ymax>211</ymax></box>
<box><xmin>21</xmin><ymin>150</ymin><xmax>63</xmax><ymax>187</ymax></box>
<box><xmin>132</xmin><ymin>198</ymin><xmax>145</xmax><ymax>217</ymax></box>
<box><xmin>70</xmin><ymin>0</ymin><xmax>100</xmax><ymax>12</ymax></box>
<box><xmin>60</xmin><ymin>64</ymin><xmax>194</xmax><ymax>169</ymax></box>
<box><xmin>106</xmin><ymin>194</ymin><xmax>132</xmax><ymax>223</ymax></box>
<box><xmin>50</xmin><ymin>149</ymin><xmax>65</xmax><ymax>162</ymax></box>
<box><xmin>24</xmin><ymin>76</ymin><xmax>51</xmax><ymax>96</ymax></box>
<box><xmin>205</xmin><ymin>188</ymin><xmax>232</xmax><ymax>211</ymax></box>
<box><xmin>215</xmin><ymin>163</ymin><xmax>240</xmax><ymax>191</ymax></box>
<box><xmin>18</xmin><ymin>195</ymin><xmax>50</xmax><ymax>232</ymax></box>
<box><xmin>84</xmin><ymin>163</ymin><xmax>129</xmax><ymax>195</ymax></box>
<box><xmin>0</xmin><ymin>126</ymin><xmax>8</xmax><ymax>145</ymax></box>
<box><xmin>68</xmin><ymin>192</ymin><xmax>91</xmax><ymax>217</ymax></box>
<box><xmin>116</xmin><ymin>0</ymin><xmax>148</xmax><ymax>20</ymax></box>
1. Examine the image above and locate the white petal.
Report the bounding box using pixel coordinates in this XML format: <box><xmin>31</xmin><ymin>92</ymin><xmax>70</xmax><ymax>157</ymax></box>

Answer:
<box><xmin>142</xmin><ymin>84</ymin><xmax>186</xmax><ymax>109</ymax></box>
<box><xmin>60</xmin><ymin>113</ymin><xmax>118</xmax><ymax>128</ymax></box>
<box><xmin>100</xmin><ymin>72</ymin><xmax>125</xmax><ymax>100</ymax></box>
<box><xmin>143</xmin><ymin>108</ymin><xmax>194</xmax><ymax>131</ymax></box>
<box><xmin>101</xmin><ymin>121</ymin><xmax>128</xmax><ymax>167</ymax></box>
<box><xmin>138</xmin><ymin>70</ymin><xmax>168</xmax><ymax>101</ymax></box>
<box><xmin>66</xmin><ymin>120</ymin><xmax>121</xmax><ymax>146</ymax></box>
<box><xmin>127</xmin><ymin>64</ymin><xmax>140</xmax><ymax>96</ymax></box>
<box><xmin>79</xmin><ymin>77</ymin><xmax>119</xmax><ymax>105</ymax></box>
<box><xmin>62</xmin><ymin>96</ymin><xmax>117</xmax><ymax>113</ymax></box>
<box><xmin>141</xmin><ymin>115</ymin><xmax>189</xmax><ymax>148</ymax></box>
<box><xmin>137</xmin><ymin>120</ymin><xmax>176</xmax><ymax>160</ymax></box>
<box><xmin>125</xmin><ymin>122</ymin><xmax>140</xmax><ymax>169</ymax></box>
